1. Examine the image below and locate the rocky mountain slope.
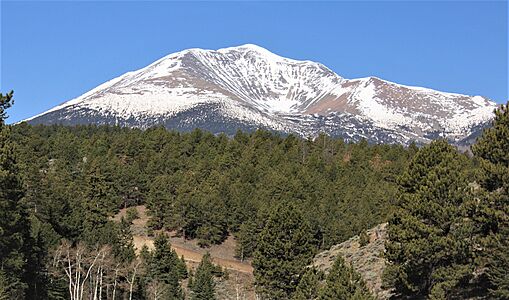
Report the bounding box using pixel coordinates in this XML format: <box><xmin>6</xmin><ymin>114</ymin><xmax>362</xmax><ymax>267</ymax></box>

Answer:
<box><xmin>25</xmin><ymin>44</ymin><xmax>498</xmax><ymax>145</ymax></box>
<box><xmin>313</xmin><ymin>223</ymin><xmax>391</xmax><ymax>299</ymax></box>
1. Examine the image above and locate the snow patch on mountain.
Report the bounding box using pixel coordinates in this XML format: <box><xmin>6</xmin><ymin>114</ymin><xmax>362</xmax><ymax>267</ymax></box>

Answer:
<box><xmin>353</xmin><ymin>79</ymin><xmax>413</xmax><ymax>129</ymax></box>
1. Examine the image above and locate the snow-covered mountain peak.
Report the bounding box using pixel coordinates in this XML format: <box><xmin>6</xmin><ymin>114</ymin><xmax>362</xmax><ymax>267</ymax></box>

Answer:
<box><xmin>218</xmin><ymin>43</ymin><xmax>277</xmax><ymax>55</ymax></box>
<box><xmin>25</xmin><ymin>44</ymin><xmax>498</xmax><ymax>146</ymax></box>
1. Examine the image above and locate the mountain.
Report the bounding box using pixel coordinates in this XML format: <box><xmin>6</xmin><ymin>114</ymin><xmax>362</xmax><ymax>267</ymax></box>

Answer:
<box><xmin>25</xmin><ymin>44</ymin><xmax>498</xmax><ymax>145</ymax></box>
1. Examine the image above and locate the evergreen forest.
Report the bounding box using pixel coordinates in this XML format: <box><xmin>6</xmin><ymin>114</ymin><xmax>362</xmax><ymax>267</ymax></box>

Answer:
<box><xmin>1</xmin><ymin>91</ymin><xmax>508</xmax><ymax>299</ymax></box>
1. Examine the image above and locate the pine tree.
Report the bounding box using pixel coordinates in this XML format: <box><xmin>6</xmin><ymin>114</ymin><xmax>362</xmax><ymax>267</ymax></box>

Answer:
<box><xmin>383</xmin><ymin>140</ymin><xmax>474</xmax><ymax>298</ymax></box>
<box><xmin>235</xmin><ymin>218</ymin><xmax>259</xmax><ymax>261</ymax></box>
<box><xmin>253</xmin><ymin>201</ymin><xmax>316</xmax><ymax>299</ymax></box>
<box><xmin>146</xmin><ymin>174</ymin><xmax>179</xmax><ymax>230</ymax></box>
<box><xmin>292</xmin><ymin>268</ymin><xmax>322</xmax><ymax>300</ymax></box>
<box><xmin>472</xmin><ymin>102</ymin><xmax>509</xmax><ymax>298</ymax></box>
<box><xmin>0</xmin><ymin>271</ymin><xmax>12</xmax><ymax>300</ymax></box>
<box><xmin>112</xmin><ymin>216</ymin><xmax>136</xmax><ymax>263</ymax></box>
<box><xmin>80</xmin><ymin>160</ymin><xmax>114</xmax><ymax>245</ymax></box>
<box><xmin>149</xmin><ymin>233</ymin><xmax>184</xmax><ymax>299</ymax></box>
<box><xmin>195</xmin><ymin>172</ymin><xmax>229</xmax><ymax>247</ymax></box>
<box><xmin>318</xmin><ymin>256</ymin><xmax>374</xmax><ymax>300</ymax></box>
<box><xmin>358</xmin><ymin>230</ymin><xmax>369</xmax><ymax>248</ymax></box>
<box><xmin>190</xmin><ymin>252</ymin><xmax>216</xmax><ymax>300</ymax></box>
<box><xmin>179</xmin><ymin>255</ymin><xmax>188</xmax><ymax>279</ymax></box>
<box><xmin>0</xmin><ymin>91</ymin><xmax>33</xmax><ymax>298</ymax></box>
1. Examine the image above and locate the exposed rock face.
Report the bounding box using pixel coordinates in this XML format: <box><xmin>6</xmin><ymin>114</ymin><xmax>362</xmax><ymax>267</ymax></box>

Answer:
<box><xmin>25</xmin><ymin>44</ymin><xmax>497</xmax><ymax>145</ymax></box>
<box><xmin>313</xmin><ymin>223</ymin><xmax>391</xmax><ymax>299</ymax></box>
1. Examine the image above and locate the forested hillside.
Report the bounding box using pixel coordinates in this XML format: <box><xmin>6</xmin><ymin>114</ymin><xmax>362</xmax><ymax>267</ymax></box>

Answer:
<box><xmin>11</xmin><ymin>121</ymin><xmax>413</xmax><ymax>251</ymax></box>
<box><xmin>1</xmin><ymin>90</ymin><xmax>508</xmax><ymax>299</ymax></box>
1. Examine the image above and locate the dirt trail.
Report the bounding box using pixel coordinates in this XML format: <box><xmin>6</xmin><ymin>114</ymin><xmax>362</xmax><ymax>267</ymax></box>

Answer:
<box><xmin>133</xmin><ymin>235</ymin><xmax>253</xmax><ymax>274</ymax></box>
<box><xmin>117</xmin><ymin>206</ymin><xmax>253</xmax><ymax>274</ymax></box>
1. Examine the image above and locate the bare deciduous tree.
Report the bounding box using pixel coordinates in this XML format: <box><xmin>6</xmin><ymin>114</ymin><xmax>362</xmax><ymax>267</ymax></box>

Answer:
<box><xmin>51</xmin><ymin>241</ymin><xmax>122</xmax><ymax>300</ymax></box>
<box><xmin>146</xmin><ymin>280</ymin><xmax>167</xmax><ymax>300</ymax></box>
<box><xmin>125</xmin><ymin>260</ymin><xmax>142</xmax><ymax>300</ymax></box>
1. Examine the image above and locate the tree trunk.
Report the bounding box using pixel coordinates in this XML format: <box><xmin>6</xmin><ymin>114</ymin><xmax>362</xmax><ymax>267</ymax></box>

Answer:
<box><xmin>112</xmin><ymin>265</ymin><xmax>119</xmax><ymax>300</ymax></box>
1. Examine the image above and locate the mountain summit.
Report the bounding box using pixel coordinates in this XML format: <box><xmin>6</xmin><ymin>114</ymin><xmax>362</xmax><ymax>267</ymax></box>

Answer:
<box><xmin>25</xmin><ymin>44</ymin><xmax>497</xmax><ymax>144</ymax></box>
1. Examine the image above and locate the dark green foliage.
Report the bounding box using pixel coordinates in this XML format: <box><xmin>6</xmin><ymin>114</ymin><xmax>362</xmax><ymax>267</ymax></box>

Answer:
<box><xmin>190</xmin><ymin>252</ymin><xmax>216</xmax><ymax>300</ymax></box>
<box><xmin>359</xmin><ymin>230</ymin><xmax>369</xmax><ymax>248</ymax></box>
<box><xmin>140</xmin><ymin>244</ymin><xmax>151</xmax><ymax>264</ymax></box>
<box><xmin>46</xmin><ymin>276</ymin><xmax>67</xmax><ymax>300</ymax></box>
<box><xmin>125</xmin><ymin>207</ymin><xmax>139</xmax><ymax>223</ymax></box>
<box><xmin>318</xmin><ymin>256</ymin><xmax>374</xmax><ymax>300</ymax></box>
<box><xmin>0</xmin><ymin>91</ymin><xmax>13</xmax><ymax>120</ymax></box>
<box><xmin>383</xmin><ymin>140</ymin><xmax>475</xmax><ymax>298</ymax></box>
<box><xmin>112</xmin><ymin>216</ymin><xmax>136</xmax><ymax>263</ymax></box>
<box><xmin>292</xmin><ymin>267</ymin><xmax>323</xmax><ymax>300</ymax></box>
<box><xmin>146</xmin><ymin>234</ymin><xmax>186</xmax><ymax>299</ymax></box>
<box><xmin>234</xmin><ymin>218</ymin><xmax>261</xmax><ymax>261</ymax></box>
<box><xmin>485</xmin><ymin>231</ymin><xmax>509</xmax><ymax>299</ymax></box>
<box><xmin>178</xmin><ymin>255</ymin><xmax>188</xmax><ymax>279</ymax></box>
<box><xmin>7</xmin><ymin>119</ymin><xmax>416</xmax><ymax>298</ymax></box>
<box><xmin>0</xmin><ymin>91</ymin><xmax>34</xmax><ymax>298</ymax></box>
<box><xmin>472</xmin><ymin>102</ymin><xmax>509</xmax><ymax>298</ymax></box>
<box><xmin>146</xmin><ymin>174</ymin><xmax>179</xmax><ymax>230</ymax></box>
<box><xmin>11</xmin><ymin>124</ymin><xmax>410</xmax><ymax>252</ymax></box>
<box><xmin>472</xmin><ymin>103</ymin><xmax>509</xmax><ymax>192</ymax></box>
<box><xmin>77</xmin><ymin>160</ymin><xmax>117</xmax><ymax>246</ymax></box>
<box><xmin>253</xmin><ymin>201</ymin><xmax>316</xmax><ymax>299</ymax></box>
<box><xmin>0</xmin><ymin>271</ymin><xmax>12</xmax><ymax>300</ymax></box>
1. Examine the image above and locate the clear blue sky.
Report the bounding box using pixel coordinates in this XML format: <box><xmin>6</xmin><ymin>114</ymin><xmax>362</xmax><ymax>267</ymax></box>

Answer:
<box><xmin>1</xmin><ymin>1</ymin><xmax>507</xmax><ymax>123</ymax></box>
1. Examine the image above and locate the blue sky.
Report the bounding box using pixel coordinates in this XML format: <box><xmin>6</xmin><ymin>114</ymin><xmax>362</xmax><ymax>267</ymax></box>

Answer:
<box><xmin>1</xmin><ymin>1</ymin><xmax>507</xmax><ymax>123</ymax></box>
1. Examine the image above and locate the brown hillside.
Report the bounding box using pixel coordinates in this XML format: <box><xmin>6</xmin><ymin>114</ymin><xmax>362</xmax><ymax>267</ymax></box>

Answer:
<box><xmin>313</xmin><ymin>223</ymin><xmax>392</xmax><ymax>299</ymax></box>
<box><xmin>113</xmin><ymin>205</ymin><xmax>256</xmax><ymax>299</ymax></box>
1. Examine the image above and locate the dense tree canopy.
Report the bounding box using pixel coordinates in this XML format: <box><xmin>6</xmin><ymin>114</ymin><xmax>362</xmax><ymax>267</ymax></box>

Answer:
<box><xmin>0</xmin><ymin>91</ymin><xmax>37</xmax><ymax>298</ymax></box>
<box><xmin>383</xmin><ymin>140</ymin><xmax>476</xmax><ymax>298</ymax></box>
<box><xmin>472</xmin><ymin>103</ymin><xmax>509</xmax><ymax>298</ymax></box>
<box><xmin>383</xmin><ymin>103</ymin><xmax>509</xmax><ymax>299</ymax></box>
<box><xmin>6</xmin><ymin>119</ymin><xmax>413</xmax><ymax>299</ymax></box>
<box><xmin>253</xmin><ymin>201</ymin><xmax>316</xmax><ymax>299</ymax></box>
<box><xmin>11</xmin><ymin>122</ymin><xmax>411</xmax><ymax>254</ymax></box>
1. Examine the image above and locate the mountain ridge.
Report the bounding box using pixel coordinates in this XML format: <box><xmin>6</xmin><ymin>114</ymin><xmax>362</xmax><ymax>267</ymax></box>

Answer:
<box><xmin>24</xmin><ymin>44</ymin><xmax>498</xmax><ymax>145</ymax></box>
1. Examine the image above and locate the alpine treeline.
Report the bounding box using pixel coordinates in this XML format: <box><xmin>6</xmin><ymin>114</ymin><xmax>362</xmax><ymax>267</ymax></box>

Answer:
<box><xmin>1</xmin><ymin>89</ymin><xmax>508</xmax><ymax>299</ymax></box>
